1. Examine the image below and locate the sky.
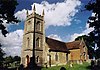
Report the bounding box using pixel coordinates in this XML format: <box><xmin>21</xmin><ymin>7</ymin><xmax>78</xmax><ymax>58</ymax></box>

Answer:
<box><xmin>0</xmin><ymin>0</ymin><xmax>94</xmax><ymax>56</ymax></box>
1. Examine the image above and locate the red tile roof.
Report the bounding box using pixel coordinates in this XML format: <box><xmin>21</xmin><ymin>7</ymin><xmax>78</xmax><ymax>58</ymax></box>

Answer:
<box><xmin>46</xmin><ymin>37</ymin><xmax>85</xmax><ymax>52</ymax></box>
<box><xmin>66</xmin><ymin>40</ymin><xmax>82</xmax><ymax>50</ymax></box>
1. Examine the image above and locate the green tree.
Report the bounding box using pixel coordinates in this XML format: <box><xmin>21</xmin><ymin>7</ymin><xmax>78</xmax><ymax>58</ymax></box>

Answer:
<box><xmin>85</xmin><ymin>0</ymin><xmax>100</xmax><ymax>59</ymax></box>
<box><xmin>0</xmin><ymin>0</ymin><xmax>19</xmax><ymax>67</ymax></box>
<box><xmin>13</xmin><ymin>56</ymin><xmax>21</xmax><ymax>66</ymax></box>
<box><xmin>0</xmin><ymin>44</ymin><xmax>5</xmax><ymax>67</ymax></box>
<box><xmin>4</xmin><ymin>56</ymin><xmax>13</xmax><ymax>64</ymax></box>
<box><xmin>13</xmin><ymin>56</ymin><xmax>21</xmax><ymax>61</ymax></box>
<box><xmin>4</xmin><ymin>56</ymin><xmax>13</xmax><ymax>67</ymax></box>
<box><xmin>0</xmin><ymin>0</ymin><xmax>19</xmax><ymax>37</ymax></box>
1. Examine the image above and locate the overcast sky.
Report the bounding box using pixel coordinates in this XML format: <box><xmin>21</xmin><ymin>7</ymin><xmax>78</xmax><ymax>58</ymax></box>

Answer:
<box><xmin>0</xmin><ymin>0</ymin><xmax>94</xmax><ymax>56</ymax></box>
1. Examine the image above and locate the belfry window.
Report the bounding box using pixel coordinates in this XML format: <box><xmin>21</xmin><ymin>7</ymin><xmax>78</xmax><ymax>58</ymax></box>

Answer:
<box><xmin>26</xmin><ymin>20</ymin><xmax>31</xmax><ymax>32</ymax></box>
<box><xmin>36</xmin><ymin>21</ymin><xmax>41</xmax><ymax>31</ymax></box>
<box><xmin>39</xmin><ymin>22</ymin><xmax>41</xmax><ymax>31</ymax></box>
<box><xmin>36</xmin><ymin>37</ymin><xmax>40</xmax><ymax>48</ymax></box>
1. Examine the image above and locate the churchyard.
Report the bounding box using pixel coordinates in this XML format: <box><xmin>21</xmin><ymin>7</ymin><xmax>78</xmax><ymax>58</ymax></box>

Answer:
<box><xmin>42</xmin><ymin>62</ymin><xmax>90</xmax><ymax>70</ymax></box>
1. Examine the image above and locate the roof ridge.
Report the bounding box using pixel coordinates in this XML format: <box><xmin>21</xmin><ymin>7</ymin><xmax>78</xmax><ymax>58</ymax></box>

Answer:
<box><xmin>66</xmin><ymin>40</ymin><xmax>81</xmax><ymax>44</ymax></box>
<box><xmin>46</xmin><ymin>37</ymin><xmax>65</xmax><ymax>43</ymax></box>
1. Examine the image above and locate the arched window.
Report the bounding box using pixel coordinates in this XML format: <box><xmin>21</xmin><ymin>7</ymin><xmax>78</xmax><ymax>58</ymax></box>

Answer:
<box><xmin>55</xmin><ymin>53</ymin><xmax>58</xmax><ymax>61</ymax></box>
<box><xmin>36</xmin><ymin>21</ymin><xmax>41</xmax><ymax>31</ymax></box>
<box><xmin>36</xmin><ymin>56</ymin><xmax>39</xmax><ymax>63</ymax></box>
<box><xmin>36</xmin><ymin>37</ymin><xmax>39</xmax><ymax>47</ymax></box>
<box><xmin>26</xmin><ymin>20</ymin><xmax>31</xmax><ymax>32</ymax></box>
<box><xmin>39</xmin><ymin>22</ymin><xmax>41</xmax><ymax>31</ymax></box>
<box><xmin>71</xmin><ymin>54</ymin><xmax>73</xmax><ymax>60</ymax></box>
<box><xmin>26</xmin><ymin>55</ymin><xmax>29</xmax><ymax>66</ymax></box>
<box><xmin>66</xmin><ymin>53</ymin><xmax>68</xmax><ymax>62</ymax></box>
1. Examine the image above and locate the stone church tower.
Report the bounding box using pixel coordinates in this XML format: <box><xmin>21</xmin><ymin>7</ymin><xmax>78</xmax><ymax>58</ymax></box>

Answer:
<box><xmin>21</xmin><ymin>5</ymin><xmax>45</xmax><ymax>67</ymax></box>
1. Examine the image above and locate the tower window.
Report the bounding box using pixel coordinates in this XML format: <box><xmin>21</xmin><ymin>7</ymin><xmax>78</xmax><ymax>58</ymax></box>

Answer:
<box><xmin>36</xmin><ymin>21</ymin><xmax>41</xmax><ymax>31</ymax></box>
<box><xmin>27</xmin><ymin>38</ymin><xmax>30</xmax><ymax>47</ymax></box>
<box><xmin>36</xmin><ymin>56</ymin><xmax>39</xmax><ymax>63</ymax></box>
<box><xmin>39</xmin><ymin>22</ymin><xmax>41</xmax><ymax>31</ymax></box>
<box><xmin>26</xmin><ymin>20</ymin><xmax>31</xmax><ymax>32</ymax></box>
<box><xmin>36</xmin><ymin>37</ymin><xmax>40</xmax><ymax>48</ymax></box>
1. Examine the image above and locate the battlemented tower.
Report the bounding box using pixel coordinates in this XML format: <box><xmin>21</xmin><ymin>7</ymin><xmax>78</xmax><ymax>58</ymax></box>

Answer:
<box><xmin>21</xmin><ymin>5</ymin><xmax>45</xmax><ymax>67</ymax></box>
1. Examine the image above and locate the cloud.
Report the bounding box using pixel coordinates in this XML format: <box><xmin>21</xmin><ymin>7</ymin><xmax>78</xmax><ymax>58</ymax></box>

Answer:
<box><xmin>69</xmin><ymin>23</ymin><xmax>94</xmax><ymax>42</ymax></box>
<box><xmin>48</xmin><ymin>34</ymin><xmax>62</xmax><ymax>41</ymax></box>
<box><xmin>1</xmin><ymin>0</ymin><xmax>82</xmax><ymax>56</ymax></box>
<box><xmin>15</xmin><ymin>9</ymin><xmax>27</xmax><ymax>21</ymax></box>
<box><xmin>0</xmin><ymin>31</ymin><xmax>62</xmax><ymax>56</ymax></box>
<box><xmin>15</xmin><ymin>0</ymin><xmax>81</xmax><ymax>28</ymax></box>
<box><xmin>0</xmin><ymin>30</ymin><xmax>23</xmax><ymax>56</ymax></box>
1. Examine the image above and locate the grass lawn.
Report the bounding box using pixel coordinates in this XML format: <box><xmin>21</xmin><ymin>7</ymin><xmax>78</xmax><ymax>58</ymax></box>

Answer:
<box><xmin>42</xmin><ymin>62</ymin><xmax>91</xmax><ymax>70</ymax></box>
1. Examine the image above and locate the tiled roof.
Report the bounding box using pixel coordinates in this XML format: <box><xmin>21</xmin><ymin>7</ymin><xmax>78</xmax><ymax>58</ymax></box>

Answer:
<box><xmin>46</xmin><ymin>37</ymin><xmax>85</xmax><ymax>52</ymax></box>
<box><xmin>46</xmin><ymin>37</ymin><xmax>69</xmax><ymax>53</ymax></box>
<box><xmin>65</xmin><ymin>40</ymin><xmax>82</xmax><ymax>50</ymax></box>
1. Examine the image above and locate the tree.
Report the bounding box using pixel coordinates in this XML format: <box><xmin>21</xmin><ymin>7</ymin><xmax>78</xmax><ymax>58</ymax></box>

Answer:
<box><xmin>2</xmin><ymin>56</ymin><xmax>21</xmax><ymax>68</ymax></box>
<box><xmin>4</xmin><ymin>56</ymin><xmax>13</xmax><ymax>64</ymax></box>
<box><xmin>0</xmin><ymin>0</ymin><xmax>19</xmax><ymax>37</ymax></box>
<box><xmin>85</xmin><ymin>0</ymin><xmax>100</xmax><ymax>59</ymax></box>
<box><xmin>13</xmin><ymin>56</ymin><xmax>21</xmax><ymax>66</ymax></box>
<box><xmin>13</xmin><ymin>56</ymin><xmax>21</xmax><ymax>62</ymax></box>
<box><xmin>0</xmin><ymin>44</ymin><xmax>5</xmax><ymax>67</ymax></box>
<box><xmin>0</xmin><ymin>0</ymin><xmax>19</xmax><ymax>67</ymax></box>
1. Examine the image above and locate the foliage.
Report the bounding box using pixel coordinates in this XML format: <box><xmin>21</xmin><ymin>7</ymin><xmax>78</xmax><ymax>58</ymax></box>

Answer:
<box><xmin>42</xmin><ymin>62</ymin><xmax>90</xmax><ymax>70</ymax></box>
<box><xmin>0</xmin><ymin>43</ymin><xmax>21</xmax><ymax>68</ymax></box>
<box><xmin>85</xmin><ymin>0</ymin><xmax>100</xmax><ymax>58</ymax></box>
<box><xmin>0</xmin><ymin>43</ymin><xmax>5</xmax><ymax>67</ymax></box>
<box><xmin>13</xmin><ymin>56</ymin><xmax>21</xmax><ymax>62</ymax></box>
<box><xmin>4</xmin><ymin>56</ymin><xmax>13</xmax><ymax>64</ymax></box>
<box><xmin>0</xmin><ymin>0</ymin><xmax>20</xmax><ymax>68</ymax></box>
<box><xmin>0</xmin><ymin>0</ymin><xmax>19</xmax><ymax>37</ymax></box>
<box><xmin>4</xmin><ymin>56</ymin><xmax>21</xmax><ymax>68</ymax></box>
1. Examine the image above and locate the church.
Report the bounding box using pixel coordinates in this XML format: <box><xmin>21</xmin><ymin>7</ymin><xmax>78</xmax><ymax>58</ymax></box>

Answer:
<box><xmin>21</xmin><ymin>5</ymin><xmax>89</xmax><ymax>67</ymax></box>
